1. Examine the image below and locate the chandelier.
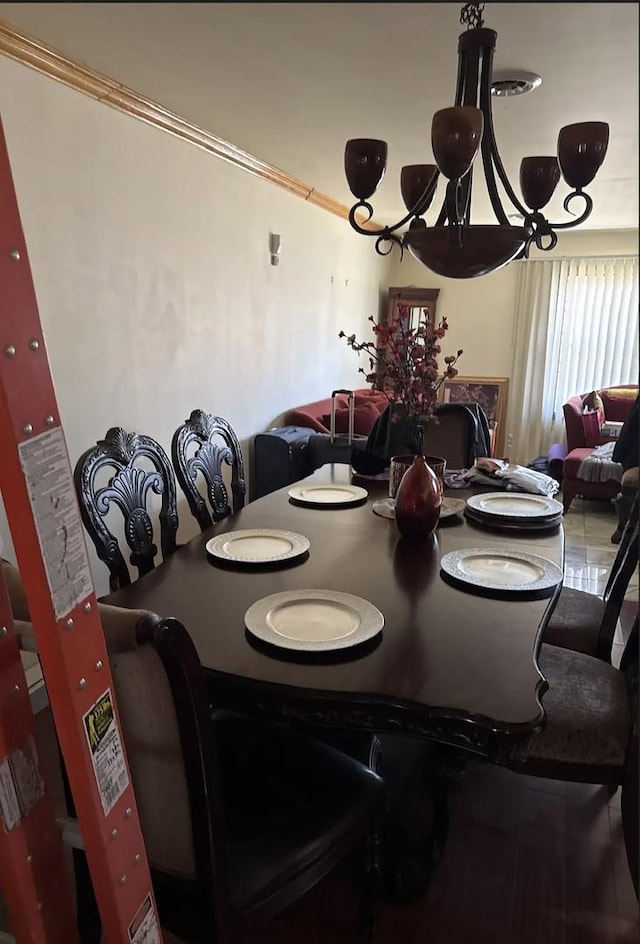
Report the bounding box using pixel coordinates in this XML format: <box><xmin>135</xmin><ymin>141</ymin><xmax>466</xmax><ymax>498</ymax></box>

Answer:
<box><xmin>344</xmin><ymin>1</ymin><xmax>609</xmax><ymax>279</ymax></box>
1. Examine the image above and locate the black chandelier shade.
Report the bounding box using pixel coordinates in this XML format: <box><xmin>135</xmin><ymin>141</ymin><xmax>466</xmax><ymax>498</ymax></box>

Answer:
<box><xmin>344</xmin><ymin>4</ymin><xmax>610</xmax><ymax>278</ymax></box>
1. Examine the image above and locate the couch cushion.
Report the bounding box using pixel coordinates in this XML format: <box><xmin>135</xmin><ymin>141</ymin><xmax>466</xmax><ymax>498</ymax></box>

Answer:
<box><xmin>601</xmin><ymin>387</ymin><xmax>639</xmax><ymax>422</ymax></box>
<box><xmin>563</xmin><ymin>447</ymin><xmax>596</xmax><ymax>479</ymax></box>
<box><xmin>321</xmin><ymin>402</ymin><xmax>380</xmax><ymax>436</ymax></box>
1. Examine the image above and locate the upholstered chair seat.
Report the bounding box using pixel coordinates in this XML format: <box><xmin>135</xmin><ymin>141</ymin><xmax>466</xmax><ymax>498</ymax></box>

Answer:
<box><xmin>525</xmin><ymin>644</ymin><xmax>632</xmax><ymax>774</ymax></box>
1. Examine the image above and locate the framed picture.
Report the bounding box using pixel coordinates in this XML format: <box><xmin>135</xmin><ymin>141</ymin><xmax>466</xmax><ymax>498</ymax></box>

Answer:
<box><xmin>438</xmin><ymin>376</ymin><xmax>509</xmax><ymax>457</ymax></box>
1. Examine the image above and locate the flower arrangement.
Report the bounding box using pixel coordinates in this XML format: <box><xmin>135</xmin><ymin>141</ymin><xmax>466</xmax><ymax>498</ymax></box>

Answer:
<box><xmin>339</xmin><ymin>304</ymin><xmax>463</xmax><ymax>454</ymax></box>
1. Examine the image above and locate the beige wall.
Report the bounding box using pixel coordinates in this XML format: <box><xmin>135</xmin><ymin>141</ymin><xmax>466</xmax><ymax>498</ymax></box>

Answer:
<box><xmin>0</xmin><ymin>56</ymin><xmax>390</xmax><ymax>593</ymax></box>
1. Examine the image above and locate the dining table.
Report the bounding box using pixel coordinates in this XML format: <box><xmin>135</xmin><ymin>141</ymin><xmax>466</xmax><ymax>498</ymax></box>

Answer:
<box><xmin>103</xmin><ymin>464</ymin><xmax>565</xmax><ymax>766</ymax></box>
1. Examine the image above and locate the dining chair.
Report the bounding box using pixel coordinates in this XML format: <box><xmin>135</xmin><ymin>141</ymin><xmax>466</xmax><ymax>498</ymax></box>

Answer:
<box><xmin>73</xmin><ymin>427</ymin><xmax>179</xmax><ymax>591</ymax></box>
<box><xmin>513</xmin><ymin>617</ymin><xmax>639</xmax><ymax>896</ymax></box>
<box><xmin>71</xmin><ymin>604</ymin><xmax>384</xmax><ymax>943</ymax></box>
<box><xmin>171</xmin><ymin>410</ymin><xmax>246</xmax><ymax>531</ymax></box>
<box><xmin>541</xmin><ymin>497</ymin><xmax>639</xmax><ymax>662</ymax></box>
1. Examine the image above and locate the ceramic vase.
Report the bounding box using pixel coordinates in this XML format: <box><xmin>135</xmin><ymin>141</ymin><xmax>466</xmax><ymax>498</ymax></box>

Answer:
<box><xmin>394</xmin><ymin>455</ymin><xmax>442</xmax><ymax>540</ymax></box>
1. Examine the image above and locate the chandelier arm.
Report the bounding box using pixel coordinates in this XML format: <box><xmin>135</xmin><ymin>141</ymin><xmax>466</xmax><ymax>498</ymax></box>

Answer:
<box><xmin>375</xmin><ymin>233</ymin><xmax>404</xmax><ymax>258</ymax></box>
<box><xmin>347</xmin><ymin>203</ymin><xmax>405</xmax><ymax>238</ymax></box>
<box><xmin>478</xmin><ymin>44</ymin><xmax>510</xmax><ymax>224</ymax></box>
<box><xmin>478</xmin><ymin>53</ymin><xmax>529</xmax><ymax>218</ymax></box>
<box><xmin>454</xmin><ymin>46</ymin><xmax>466</xmax><ymax>106</ymax></box>
<box><xmin>435</xmin><ymin>195</ymin><xmax>448</xmax><ymax>226</ymax></box>
<box><xmin>545</xmin><ymin>191</ymin><xmax>594</xmax><ymax>230</ymax></box>
<box><xmin>464</xmin><ymin>172</ymin><xmax>473</xmax><ymax>225</ymax></box>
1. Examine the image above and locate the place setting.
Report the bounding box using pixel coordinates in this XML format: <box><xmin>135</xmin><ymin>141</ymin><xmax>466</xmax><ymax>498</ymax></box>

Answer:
<box><xmin>288</xmin><ymin>482</ymin><xmax>368</xmax><ymax>508</ymax></box>
<box><xmin>463</xmin><ymin>491</ymin><xmax>564</xmax><ymax>533</ymax></box>
<box><xmin>243</xmin><ymin>587</ymin><xmax>385</xmax><ymax>661</ymax></box>
<box><xmin>205</xmin><ymin>528</ymin><xmax>310</xmax><ymax>568</ymax></box>
<box><xmin>440</xmin><ymin>545</ymin><xmax>563</xmax><ymax>599</ymax></box>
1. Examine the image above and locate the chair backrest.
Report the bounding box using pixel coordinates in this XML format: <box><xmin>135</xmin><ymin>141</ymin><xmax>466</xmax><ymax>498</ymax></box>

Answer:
<box><xmin>597</xmin><ymin>508</ymin><xmax>640</xmax><ymax>661</ymax></box>
<box><xmin>604</xmin><ymin>492</ymin><xmax>639</xmax><ymax>600</ymax></box>
<box><xmin>99</xmin><ymin>604</ymin><xmax>228</xmax><ymax>938</ymax></box>
<box><xmin>171</xmin><ymin>411</ymin><xmax>246</xmax><ymax>531</ymax></box>
<box><xmin>74</xmin><ymin>428</ymin><xmax>179</xmax><ymax>591</ymax></box>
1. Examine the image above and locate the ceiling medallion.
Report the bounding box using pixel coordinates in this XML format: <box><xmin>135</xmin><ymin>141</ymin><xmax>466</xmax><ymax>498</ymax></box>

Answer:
<box><xmin>344</xmin><ymin>1</ymin><xmax>609</xmax><ymax>279</ymax></box>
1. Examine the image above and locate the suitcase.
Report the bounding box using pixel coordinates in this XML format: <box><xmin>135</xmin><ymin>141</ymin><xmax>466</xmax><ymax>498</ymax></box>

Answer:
<box><xmin>252</xmin><ymin>425</ymin><xmax>315</xmax><ymax>500</ymax></box>
<box><xmin>308</xmin><ymin>389</ymin><xmax>368</xmax><ymax>470</ymax></box>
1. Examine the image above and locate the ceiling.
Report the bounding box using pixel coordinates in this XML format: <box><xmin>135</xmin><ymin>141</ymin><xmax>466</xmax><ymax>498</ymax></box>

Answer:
<box><xmin>0</xmin><ymin>2</ymin><xmax>638</xmax><ymax>229</ymax></box>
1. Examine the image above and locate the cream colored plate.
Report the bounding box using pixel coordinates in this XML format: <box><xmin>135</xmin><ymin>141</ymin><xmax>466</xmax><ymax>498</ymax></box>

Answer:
<box><xmin>245</xmin><ymin>589</ymin><xmax>384</xmax><ymax>652</ymax></box>
<box><xmin>466</xmin><ymin>492</ymin><xmax>563</xmax><ymax>519</ymax></box>
<box><xmin>205</xmin><ymin>529</ymin><xmax>310</xmax><ymax>564</ymax></box>
<box><xmin>440</xmin><ymin>547</ymin><xmax>562</xmax><ymax>593</ymax></box>
<box><xmin>288</xmin><ymin>483</ymin><xmax>368</xmax><ymax>506</ymax></box>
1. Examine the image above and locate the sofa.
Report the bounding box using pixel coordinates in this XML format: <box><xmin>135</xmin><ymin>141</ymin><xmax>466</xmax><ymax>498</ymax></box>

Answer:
<box><xmin>284</xmin><ymin>388</ymin><xmax>389</xmax><ymax>436</ymax></box>
<box><xmin>561</xmin><ymin>384</ymin><xmax>639</xmax><ymax>512</ymax></box>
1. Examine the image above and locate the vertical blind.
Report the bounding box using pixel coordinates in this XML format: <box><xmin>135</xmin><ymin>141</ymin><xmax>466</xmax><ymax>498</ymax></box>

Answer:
<box><xmin>548</xmin><ymin>256</ymin><xmax>639</xmax><ymax>427</ymax></box>
<box><xmin>508</xmin><ymin>255</ymin><xmax>639</xmax><ymax>463</ymax></box>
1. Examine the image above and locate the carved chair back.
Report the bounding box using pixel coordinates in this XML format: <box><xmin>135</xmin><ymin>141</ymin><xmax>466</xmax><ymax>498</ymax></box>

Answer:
<box><xmin>597</xmin><ymin>505</ymin><xmax>640</xmax><ymax>661</ymax></box>
<box><xmin>171</xmin><ymin>411</ymin><xmax>246</xmax><ymax>531</ymax></box>
<box><xmin>74</xmin><ymin>427</ymin><xmax>179</xmax><ymax>591</ymax></box>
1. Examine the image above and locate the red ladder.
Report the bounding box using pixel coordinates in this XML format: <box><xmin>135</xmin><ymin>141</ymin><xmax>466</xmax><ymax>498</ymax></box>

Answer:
<box><xmin>0</xmin><ymin>116</ymin><xmax>163</xmax><ymax>944</ymax></box>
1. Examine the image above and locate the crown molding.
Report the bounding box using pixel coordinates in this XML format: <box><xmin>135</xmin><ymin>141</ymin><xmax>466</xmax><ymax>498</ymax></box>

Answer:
<box><xmin>0</xmin><ymin>19</ymin><xmax>379</xmax><ymax>230</ymax></box>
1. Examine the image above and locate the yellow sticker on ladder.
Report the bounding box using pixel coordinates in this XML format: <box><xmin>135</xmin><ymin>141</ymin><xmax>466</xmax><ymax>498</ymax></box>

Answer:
<box><xmin>82</xmin><ymin>689</ymin><xmax>129</xmax><ymax>816</ymax></box>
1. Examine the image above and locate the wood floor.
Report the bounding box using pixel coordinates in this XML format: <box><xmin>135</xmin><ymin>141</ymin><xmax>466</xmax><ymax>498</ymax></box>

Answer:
<box><xmin>238</xmin><ymin>762</ymin><xmax>638</xmax><ymax>944</ymax></box>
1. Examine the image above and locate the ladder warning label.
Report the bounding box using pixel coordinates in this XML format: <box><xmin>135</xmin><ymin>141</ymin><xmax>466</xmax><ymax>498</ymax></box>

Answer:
<box><xmin>19</xmin><ymin>427</ymin><xmax>94</xmax><ymax>619</ymax></box>
<box><xmin>128</xmin><ymin>894</ymin><xmax>161</xmax><ymax>944</ymax></box>
<box><xmin>83</xmin><ymin>689</ymin><xmax>129</xmax><ymax>816</ymax></box>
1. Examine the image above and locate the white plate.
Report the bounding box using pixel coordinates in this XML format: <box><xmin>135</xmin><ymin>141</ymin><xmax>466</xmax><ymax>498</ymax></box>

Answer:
<box><xmin>206</xmin><ymin>529</ymin><xmax>310</xmax><ymax>564</ymax></box>
<box><xmin>466</xmin><ymin>492</ymin><xmax>563</xmax><ymax>519</ymax></box>
<box><xmin>373</xmin><ymin>497</ymin><xmax>465</xmax><ymax>521</ymax></box>
<box><xmin>245</xmin><ymin>589</ymin><xmax>384</xmax><ymax>652</ymax></box>
<box><xmin>440</xmin><ymin>547</ymin><xmax>563</xmax><ymax>593</ymax></box>
<box><xmin>288</xmin><ymin>483</ymin><xmax>368</xmax><ymax>506</ymax></box>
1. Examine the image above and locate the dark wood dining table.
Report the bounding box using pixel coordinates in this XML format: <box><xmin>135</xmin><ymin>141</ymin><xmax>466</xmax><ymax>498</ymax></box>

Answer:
<box><xmin>103</xmin><ymin>465</ymin><xmax>564</xmax><ymax>764</ymax></box>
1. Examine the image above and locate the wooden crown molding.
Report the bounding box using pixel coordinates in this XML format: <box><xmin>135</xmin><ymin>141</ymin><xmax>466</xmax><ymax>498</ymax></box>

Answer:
<box><xmin>0</xmin><ymin>19</ymin><xmax>379</xmax><ymax>231</ymax></box>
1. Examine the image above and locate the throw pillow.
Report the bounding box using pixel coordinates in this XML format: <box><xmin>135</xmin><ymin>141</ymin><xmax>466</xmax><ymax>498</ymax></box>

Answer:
<box><xmin>321</xmin><ymin>402</ymin><xmax>380</xmax><ymax>436</ymax></box>
<box><xmin>601</xmin><ymin>387</ymin><xmax>640</xmax><ymax>422</ymax></box>
<box><xmin>584</xmin><ymin>390</ymin><xmax>604</xmax><ymax>413</ymax></box>
<box><xmin>581</xmin><ymin>409</ymin><xmax>603</xmax><ymax>448</ymax></box>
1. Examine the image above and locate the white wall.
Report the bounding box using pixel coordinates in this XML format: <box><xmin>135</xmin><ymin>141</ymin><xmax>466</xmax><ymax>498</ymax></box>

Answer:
<box><xmin>0</xmin><ymin>56</ymin><xmax>390</xmax><ymax>593</ymax></box>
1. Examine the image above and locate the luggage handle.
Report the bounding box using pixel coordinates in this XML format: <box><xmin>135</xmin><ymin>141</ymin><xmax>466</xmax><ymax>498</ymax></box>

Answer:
<box><xmin>330</xmin><ymin>389</ymin><xmax>355</xmax><ymax>445</ymax></box>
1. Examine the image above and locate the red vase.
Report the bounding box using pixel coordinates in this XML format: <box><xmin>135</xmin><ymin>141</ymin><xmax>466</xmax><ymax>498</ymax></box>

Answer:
<box><xmin>394</xmin><ymin>455</ymin><xmax>442</xmax><ymax>540</ymax></box>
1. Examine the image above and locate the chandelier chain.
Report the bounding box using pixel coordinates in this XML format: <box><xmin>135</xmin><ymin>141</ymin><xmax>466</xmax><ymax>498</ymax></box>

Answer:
<box><xmin>460</xmin><ymin>2</ymin><xmax>485</xmax><ymax>30</ymax></box>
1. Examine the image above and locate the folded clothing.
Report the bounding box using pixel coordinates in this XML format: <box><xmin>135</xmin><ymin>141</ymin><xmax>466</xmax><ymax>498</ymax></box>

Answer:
<box><xmin>464</xmin><ymin>459</ymin><xmax>560</xmax><ymax>497</ymax></box>
<box><xmin>577</xmin><ymin>441</ymin><xmax>623</xmax><ymax>484</ymax></box>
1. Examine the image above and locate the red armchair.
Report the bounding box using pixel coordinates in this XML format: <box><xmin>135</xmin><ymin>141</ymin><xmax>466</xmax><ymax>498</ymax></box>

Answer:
<box><xmin>561</xmin><ymin>384</ymin><xmax>639</xmax><ymax>512</ymax></box>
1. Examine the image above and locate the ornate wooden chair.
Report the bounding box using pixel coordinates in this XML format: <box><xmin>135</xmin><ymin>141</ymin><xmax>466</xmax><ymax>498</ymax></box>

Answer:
<box><xmin>541</xmin><ymin>498</ymin><xmax>639</xmax><ymax>662</ymax></box>
<box><xmin>513</xmin><ymin>618</ymin><xmax>639</xmax><ymax>896</ymax></box>
<box><xmin>68</xmin><ymin>606</ymin><xmax>384</xmax><ymax>943</ymax></box>
<box><xmin>171</xmin><ymin>411</ymin><xmax>246</xmax><ymax>531</ymax></box>
<box><xmin>73</xmin><ymin>427</ymin><xmax>179</xmax><ymax>591</ymax></box>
